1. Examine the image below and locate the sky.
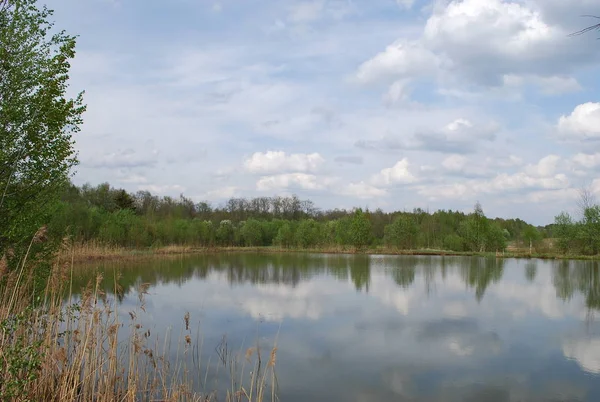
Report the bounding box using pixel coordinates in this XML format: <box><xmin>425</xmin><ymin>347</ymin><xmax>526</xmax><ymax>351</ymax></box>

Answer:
<box><xmin>44</xmin><ymin>0</ymin><xmax>600</xmax><ymax>225</ymax></box>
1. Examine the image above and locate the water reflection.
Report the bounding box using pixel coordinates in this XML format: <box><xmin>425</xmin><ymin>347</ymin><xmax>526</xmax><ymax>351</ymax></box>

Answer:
<box><xmin>72</xmin><ymin>254</ymin><xmax>600</xmax><ymax>402</ymax></box>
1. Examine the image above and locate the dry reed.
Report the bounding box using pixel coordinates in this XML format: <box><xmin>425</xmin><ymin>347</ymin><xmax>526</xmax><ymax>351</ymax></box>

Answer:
<box><xmin>0</xmin><ymin>254</ymin><xmax>279</xmax><ymax>402</ymax></box>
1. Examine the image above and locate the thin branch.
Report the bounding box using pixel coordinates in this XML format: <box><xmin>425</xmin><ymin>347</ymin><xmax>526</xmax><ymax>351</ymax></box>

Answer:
<box><xmin>568</xmin><ymin>15</ymin><xmax>600</xmax><ymax>37</ymax></box>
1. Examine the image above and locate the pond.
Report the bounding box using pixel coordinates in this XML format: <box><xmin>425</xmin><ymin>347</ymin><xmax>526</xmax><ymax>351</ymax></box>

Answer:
<box><xmin>72</xmin><ymin>253</ymin><xmax>600</xmax><ymax>402</ymax></box>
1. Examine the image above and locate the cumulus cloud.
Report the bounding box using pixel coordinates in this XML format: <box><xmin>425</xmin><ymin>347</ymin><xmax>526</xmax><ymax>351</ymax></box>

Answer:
<box><xmin>356</xmin><ymin>118</ymin><xmax>499</xmax><ymax>154</ymax></box>
<box><xmin>371</xmin><ymin>159</ymin><xmax>418</xmax><ymax>187</ymax></box>
<box><xmin>355</xmin><ymin>40</ymin><xmax>439</xmax><ymax>85</ymax></box>
<box><xmin>336</xmin><ymin>181</ymin><xmax>387</xmax><ymax>199</ymax></box>
<box><xmin>256</xmin><ymin>173</ymin><xmax>330</xmax><ymax>191</ymax></box>
<box><xmin>418</xmin><ymin>154</ymin><xmax>570</xmax><ymax>200</ymax></box>
<box><xmin>572</xmin><ymin>153</ymin><xmax>600</xmax><ymax>169</ymax></box>
<box><xmin>58</xmin><ymin>0</ymin><xmax>600</xmax><ymax>224</ymax></box>
<box><xmin>357</xmin><ymin>0</ymin><xmax>599</xmax><ymax>96</ymax></box>
<box><xmin>524</xmin><ymin>155</ymin><xmax>561</xmax><ymax>177</ymax></box>
<box><xmin>440</xmin><ymin>154</ymin><xmax>492</xmax><ymax>178</ymax></box>
<box><xmin>244</xmin><ymin>151</ymin><xmax>325</xmax><ymax>174</ymax></box>
<box><xmin>558</xmin><ymin>103</ymin><xmax>600</xmax><ymax>140</ymax></box>
<box><xmin>414</xmin><ymin>119</ymin><xmax>498</xmax><ymax>153</ymax></box>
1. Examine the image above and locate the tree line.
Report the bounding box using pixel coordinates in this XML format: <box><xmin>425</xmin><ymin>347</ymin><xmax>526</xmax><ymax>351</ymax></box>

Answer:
<box><xmin>48</xmin><ymin>182</ymin><xmax>548</xmax><ymax>253</ymax></box>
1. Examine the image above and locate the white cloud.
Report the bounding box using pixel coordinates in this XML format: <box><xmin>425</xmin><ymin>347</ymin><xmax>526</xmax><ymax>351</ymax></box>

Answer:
<box><xmin>244</xmin><ymin>151</ymin><xmax>325</xmax><ymax>174</ymax></box>
<box><xmin>256</xmin><ymin>173</ymin><xmax>329</xmax><ymax>191</ymax></box>
<box><xmin>480</xmin><ymin>171</ymin><xmax>569</xmax><ymax>193</ymax></box>
<box><xmin>337</xmin><ymin>181</ymin><xmax>388</xmax><ymax>199</ymax></box>
<box><xmin>503</xmin><ymin>74</ymin><xmax>581</xmax><ymax>95</ymax></box>
<box><xmin>558</xmin><ymin>102</ymin><xmax>600</xmax><ymax>140</ymax></box>
<box><xmin>117</xmin><ymin>173</ymin><xmax>148</xmax><ymax>184</ymax></box>
<box><xmin>485</xmin><ymin>155</ymin><xmax>523</xmax><ymax>168</ymax></box>
<box><xmin>524</xmin><ymin>155</ymin><xmax>561</xmax><ymax>177</ymax></box>
<box><xmin>419</xmin><ymin>154</ymin><xmax>570</xmax><ymax>201</ymax></box>
<box><xmin>413</xmin><ymin>118</ymin><xmax>499</xmax><ymax>153</ymax></box>
<box><xmin>384</xmin><ymin>79</ymin><xmax>413</xmax><ymax>105</ymax></box>
<box><xmin>355</xmin><ymin>40</ymin><xmax>439</xmax><ymax>85</ymax></box>
<box><xmin>83</xmin><ymin>149</ymin><xmax>159</xmax><ymax>169</ymax></box>
<box><xmin>418</xmin><ymin>183</ymin><xmax>473</xmax><ymax>201</ymax></box>
<box><xmin>573</xmin><ymin>153</ymin><xmax>600</xmax><ymax>169</ymax></box>
<box><xmin>138</xmin><ymin>184</ymin><xmax>185</xmax><ymax>195</ymax></box>
<box><xmin>423</xmin><ymin>0</ymin><xmax>555</xmax><ymax>85</ymax></box>
<box><xmin>204</xmin><ymin>186</ymin><xmax>238</xmax><ymax>200</ymax></box>
<box><xmin>372</xmin><ymin>159</ymin><xmax>418</xmax><ymax>186</ymax></box>
<box><xmin>52</xmin><ymin>0</ymin><xmax>600</xmax><ymax>224</ymax></box>
<box><xmin>563</xmin><ymin>338</ymin><xmax>600</xmax><ymax>374</ymax></box>
<box><xmin>358</xmin><ymin>0</ymin><xmax>599</xmax><ymax>95</ymax></box>
<box><xmin>356</xmin><ymin>118</ymin><xmax>499</xmax><ymax>154</ymax></box>
<box><xmin>442</xmin><ymin>154</ymin><xmax>467</xmax><ymax>172</ymax></box>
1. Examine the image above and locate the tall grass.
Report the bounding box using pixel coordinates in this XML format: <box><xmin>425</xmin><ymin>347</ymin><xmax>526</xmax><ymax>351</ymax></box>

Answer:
<box><xmin>0</xmin><ymin>251</ymin><xmax>279</xmax><ymax>401</ymax></box>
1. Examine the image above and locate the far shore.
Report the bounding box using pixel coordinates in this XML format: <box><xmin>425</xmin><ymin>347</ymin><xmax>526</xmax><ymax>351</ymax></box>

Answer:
<box><xmin>58</xmin><ymin>243</ymin><xmax>600</xmax><ymax>265</ymax></box>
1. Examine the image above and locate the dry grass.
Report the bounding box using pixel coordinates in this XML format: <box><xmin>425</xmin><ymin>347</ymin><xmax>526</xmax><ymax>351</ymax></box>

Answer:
<box><xmin>0</xmin><ymin>254</ymin><xmax>279</xmax><ymax>402</ymax></box>
<box><xmin>62</xmin><ymin>239</ymin><xmax>600</xmax><ymax>267</ymax></box>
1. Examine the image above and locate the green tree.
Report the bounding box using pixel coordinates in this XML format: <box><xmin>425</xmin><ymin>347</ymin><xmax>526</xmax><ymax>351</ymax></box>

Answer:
<box><xmin>579</xmin><ymin>205</ymin><xmax>600</xmax><ymax>255</ymax></box>
<box><xmin>460</xmin><ymin>202</ymin><xmax>490</xmax><ymax>252</ymax></box>
<box><xmin>274</xmin><ymin>222</ymin><xmax>294</xmax><ymax>248</ymax></box>
<box><xmin>114</xmin><ymin>189</ymin><xmax>135</xmax><ymax>211</ymax></box>
<box><xmin>486</xmin><ymin>224</ymin><xmax>507</xmax><ymax>252</ymax></box>
<box><xmin>216</xmin><ymin>220</ymin><xmax>235</xmax><ymax>246</ymax></box>
<box><xmin>522</xmin><ymin>225</ymin><xmax>542</xmax><ymax>254</ymax></box>
<box><xmin>443</xmin><ymin>234</ymin><xmax>464</xmax><ymax>252</ymax></box>
<box><xmin>0</xmin><ymin>0</ymin><xmax>85</xmax><ymax>280</ymax></box>
<box><xmin>384</xmin><ymin>215</ymin><xmax>418</xmax><ymax>250</ymax></box>
<box><xmin>239</xmin><ymin>219</ymin><xmax>263</xmax><ymax>247</ymax></box>
<box><xmin>295</xmin><ymin>219</ymin><xmax>321</xmax><ymax>248</ymax></box>
<box><xmin>554</xmin><ymin>212</ymin><xmax>576</xmax><ymax>254</ymax></box>
<box><xmin>350</xmin><ymin>209</ymin><xmax>372</xmax><ymax>249</ymax></box>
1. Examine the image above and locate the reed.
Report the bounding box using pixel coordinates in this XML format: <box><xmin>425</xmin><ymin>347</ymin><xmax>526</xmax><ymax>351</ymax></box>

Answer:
<box><xmin>0</xmin><ymin>254</ymin><xmax>278</xmax><ymax>401</ymax></box>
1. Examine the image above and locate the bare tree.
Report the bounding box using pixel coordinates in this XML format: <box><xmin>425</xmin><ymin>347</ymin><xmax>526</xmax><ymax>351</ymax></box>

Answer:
<box><xmin>577</xmin><ymin>186</ymin><xmax>597</xmax><ymax>219</ymax></box>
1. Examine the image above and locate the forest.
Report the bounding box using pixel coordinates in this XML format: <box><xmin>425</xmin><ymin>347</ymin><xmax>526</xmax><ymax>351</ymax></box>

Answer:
<box><xmin>48</xmin><ymin>182</ymin><xmax>551</xmax><ymax>253</ymax></box>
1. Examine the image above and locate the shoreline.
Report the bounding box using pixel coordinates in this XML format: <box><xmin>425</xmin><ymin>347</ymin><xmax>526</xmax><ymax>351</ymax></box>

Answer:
<box><xmin>59</xmin><ymin>244</ymin><xmax>600</xmax><ymax>264</ymax></box>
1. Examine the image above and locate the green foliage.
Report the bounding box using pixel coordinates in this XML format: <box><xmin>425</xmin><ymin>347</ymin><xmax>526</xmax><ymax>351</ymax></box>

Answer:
<box><xmin>0</xmin><ymin>309</ymin><xmax>44</xmax><ymax>401</ymax></box>
<box><xmin>554</xmin><ymin>212</ymin><xmax>576</xmax><ymax>254</ymax></box>
<box><xmin>295</xmin><ymin>219</ymin><xmax>321</xmax><ymax>248</ymax></box>
<box><xmin>240</xmin><ymin>219</ymin><xmax>264</xmax><ymax>247</ymax></box>
<box><xmin>443</xmin><ymin>234</ymin><xmax>465</xmax><ymax>252</ymax></box>
<box><xmin>274</xmin><ymin>222</ymin><xmax>294</xmax><ymax>248</ymax></box>
<box><xmin>350</xmin><ymin>209</ymin><xmax>372</xmax><ymax>249</ymax></box>
<box><xmin>47</xmin><ymin>182</ymin><xmax>569</xmax><ymax>254</ymax></box>
<box><xmin>0</xmin><ymin>0</ymin><xmax>85</xmax><ymax>281</ymax></box>
<box><xmin>384</xmin><ymin>215</ymin><xmax>418</xmax><ymax>249</ymax></box>
<box><xmin>216</xmin><ymin>220</ymin><xmax>235</xmax><ymax>246</ymax></box>
<box><xmin>579</xmin><ymin>206</ymin><xmax>600</xmax><ymax>255</ymax></box>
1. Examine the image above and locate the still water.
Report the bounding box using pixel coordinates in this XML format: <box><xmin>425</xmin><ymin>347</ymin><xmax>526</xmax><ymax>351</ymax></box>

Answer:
<box><xmin>74</xmin><ymin>253</ymin><xmax>600</xmax><ymax>402</ymax></box>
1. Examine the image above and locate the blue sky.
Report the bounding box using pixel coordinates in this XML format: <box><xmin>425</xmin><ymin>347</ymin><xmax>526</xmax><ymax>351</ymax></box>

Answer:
<box><xmin>45</xmin><ymin>0</ymin><xmax>600</xmax><ymax>225</ymax></box>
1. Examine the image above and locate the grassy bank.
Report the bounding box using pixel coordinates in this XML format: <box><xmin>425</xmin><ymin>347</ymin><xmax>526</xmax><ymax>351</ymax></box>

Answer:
<box><xmin>61</xmin><ymin>242</ymin><xmax>600</xmax><ymax>264</ymax></box>
<box><xmin>0</xmin><ymin>260</ymin><xmax>278</xmax><ymax>401</ymax></box>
